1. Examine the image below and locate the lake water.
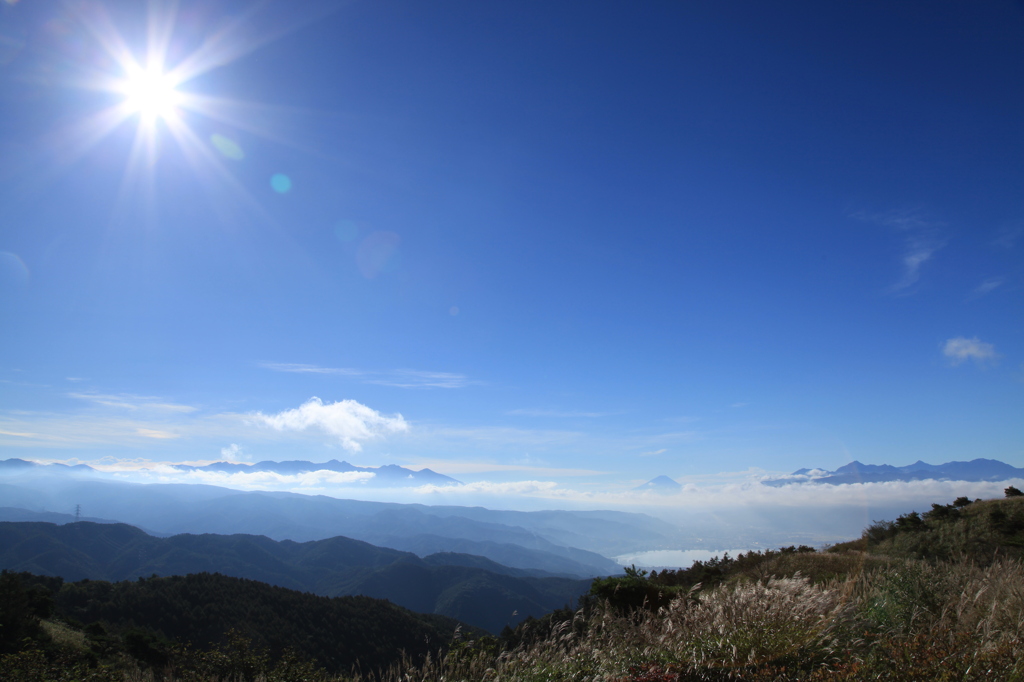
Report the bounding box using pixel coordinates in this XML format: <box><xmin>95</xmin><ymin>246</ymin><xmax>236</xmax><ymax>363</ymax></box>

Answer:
<box><xmin>614</xmin><ymin>549</ymin><xmax>758</xmax><ymax>569</ymax></box>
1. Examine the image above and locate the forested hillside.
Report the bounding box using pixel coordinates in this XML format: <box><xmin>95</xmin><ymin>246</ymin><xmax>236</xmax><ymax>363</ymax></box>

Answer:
<box><xmin>0</xmin><ymin>570</ymin><xmax>467</xmax><ymax>676</ymax></box>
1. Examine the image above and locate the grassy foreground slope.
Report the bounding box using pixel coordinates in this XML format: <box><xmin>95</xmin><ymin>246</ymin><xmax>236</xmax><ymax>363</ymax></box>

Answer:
<box><xmin>431</xmin><ymin>495</ymin><xmax>1024</xmax><ymax>682</ymax></box>
<box><xmin>3</xmin><ymin>494</ymin><xmax>1024</xmax><ymax>681</ymax></box>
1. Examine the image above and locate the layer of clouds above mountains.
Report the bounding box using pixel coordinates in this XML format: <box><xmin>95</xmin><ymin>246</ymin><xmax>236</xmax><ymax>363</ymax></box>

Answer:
<box><xmin>30</xmin><ymin>457</ymin><xmax>1023</xmax><ymax>520</ymax></box>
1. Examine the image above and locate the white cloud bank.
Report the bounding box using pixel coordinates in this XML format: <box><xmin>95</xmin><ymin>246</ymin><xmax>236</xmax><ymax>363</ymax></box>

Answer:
<box><xmin>67</xmin><ymin>459</ymin><xmax>1022</xmax><ymax>514</ymax></box>
<box><xmin>250</xmin><ymin>397</ymin><xmax>408</xmax><ymax>451</ymax></box>
<box><xmin>113</xmin><ymin>465</ymin><xmax>377</xmax><ymax>490</ymax></box>
<box><xmin>943</xmin><ymin>337</ymin><xmax>998</xmax><ymax>365</ymax></box>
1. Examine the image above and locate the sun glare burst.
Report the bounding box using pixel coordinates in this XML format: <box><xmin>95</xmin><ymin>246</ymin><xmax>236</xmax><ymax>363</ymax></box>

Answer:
<box><xmin>120</xmin><ymin>66</ymin><xmax>182</xmax><ymax>121</ymax></box>
<box><xmin>50</xmin><ymin>1</ymin><xmax>324</xmax><ymax>224</ymax></box>
<box><xmin>55</xmin><ymin>1</ymin><xmax>268</xmax><ymax>218</ymax></box>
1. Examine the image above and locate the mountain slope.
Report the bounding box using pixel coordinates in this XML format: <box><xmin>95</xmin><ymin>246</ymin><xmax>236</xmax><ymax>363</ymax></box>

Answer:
<box><xmin>332</xmin><ymin>561</ymin><xmax>587</xmax><ymax>633</ymax></box>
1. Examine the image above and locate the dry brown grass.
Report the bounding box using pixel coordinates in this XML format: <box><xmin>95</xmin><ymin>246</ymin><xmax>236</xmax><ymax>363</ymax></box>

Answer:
<box><xmin>39</xmin><ymin>620</ymin><xmax>88</xmax><ymax>652</ymax></box>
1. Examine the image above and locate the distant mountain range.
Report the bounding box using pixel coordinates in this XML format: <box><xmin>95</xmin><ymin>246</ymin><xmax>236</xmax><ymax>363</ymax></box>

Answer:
<box><xmin>763</xmin><ymin>458</ymin><xmax>1024</xmax><ymax>486</ymax></box>
<box><xmin>0</xmin><ymin>457</ymin><xmax>461</xmax><ymax>488</ymax></box>
<box><xmin>0</xmin><ymin>521</ymin><xmax>591</xmax><ymax>633</ymax></box>
<box><xmin>0</xmin><ymin>458</ymin><xmax>96</xmax><ymax>472</ymax></box>
<box><xmin>0</xmin><ymin>470</ymin><xmax>686</xmax><ymax>575</ymax></box>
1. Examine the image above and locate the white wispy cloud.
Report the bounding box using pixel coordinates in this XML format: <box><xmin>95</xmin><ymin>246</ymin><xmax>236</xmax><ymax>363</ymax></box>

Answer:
<box><xmin>991</xmin><ymin>224</ymin><xmax>1022</xmax><ymax>249</ymax></box>
<box><xmin>367</xmin><ymin>370</ymin><xmax>474</xmax><ymax>389</ymax></box>
<box><xmin>259</xmin><ymin>363</ymin><xmax>363</xmax><ymax>376</ymax></box>
<box><xmin>974</xmin><ymin>277</ymin><xmax>1004</xmax><ymax>296</ymax></box>
<box><xmin>262</xmin><ymin>363</ymin><xmax>474</xmax><ymax>388</ymax></box>
<box><xmin>136</xmin><ymin>428</ymin><xmax>179</xmax><ymax>439</ymax></box>
<box><xmin>250</xmin><ymin>397</ymin><xmax>408</xmax><ymax>451</ymax></box>
<box><xmin>943</xmin><ymin>337</ymin><xmax>998</xmax><ymax>365</ymax></box>
<box><xmin>220</xmin><ymin>443</ymin><xmax>246</xmax><ymax>461</ymax></box>
<box><xmin>391</xmin><ymin>456</ymin><xmax>607</xmax><ymax>477</ymax></box>
<box><xmin>0</xmin><ymin>428</ymin><xmax>39</xmax><ymax>438</ymax></box>
<box><xmin>640</xmin><ymin>431</ymin><xmax>701</xmax><ymax>444</ymax></box>
<box><xmin>68</xmin><ymin>392</ymin><xmax>197</xmax><ymax>413</ymax></box>
<box><xmin>893</xmin><ymin>240</ymin><xmax>940</xmax><ymax>291</ymax></box>
<box><xmin>0</xmin><ymin>411</ymin><xmax>208</xmax><ymax>448</ymax></box>
<box><xmin>665</xmin><ymin>415</ymin><xmax>701</xmax><ymax>424</ymax></box>
<box><xmin>407</xmin><ymin>480</ymin><xmax>560</xmax><ymax>496</ymax></box>
<box><xmin>855</xmin><ymin>208</ymin><xmax>946</xmax><ymax>293</ymax></box>
<box><xmin>418</xmin><ymin>425</ymin><xmax>587</xmax><ymax>449</ymax></box>
<box><xmin>507</xmin><ymin>408</ymin><xmax>612</xmax><ymax>418</ymax></box>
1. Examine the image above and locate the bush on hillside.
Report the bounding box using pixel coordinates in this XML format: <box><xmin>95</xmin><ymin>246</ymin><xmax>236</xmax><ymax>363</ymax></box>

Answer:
<box><xmin>589</xmin><ymin>565</ymin><xmax>681</xmax><ymax>613</ymax></box>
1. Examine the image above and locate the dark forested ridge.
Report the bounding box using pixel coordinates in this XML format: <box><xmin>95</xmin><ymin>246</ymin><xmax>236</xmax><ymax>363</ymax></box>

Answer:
<box><xmin>2</xmin><ymin>570</ymin><xmax>465</xmax><ymax>675</ymax></box>
<box><xmin>0</xmin><ymin>521</ymin><xmax>591</xmax><ymax>633</ymax></box>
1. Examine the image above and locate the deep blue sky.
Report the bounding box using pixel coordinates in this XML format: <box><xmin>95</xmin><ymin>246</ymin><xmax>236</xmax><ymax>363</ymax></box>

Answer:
<box><xmin>0</xmin><ymin>0</ymin><xmax>1021</xmax><ymax>499</ymax></box>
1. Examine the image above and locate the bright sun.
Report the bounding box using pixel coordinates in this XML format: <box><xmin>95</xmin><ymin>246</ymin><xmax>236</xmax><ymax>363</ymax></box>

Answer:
<box><xmin>69</xmin><ymin>1</ymin><xmax>272</xmax><ymax>195</ymax></box>
<box><xmin>120</xmin><ymin>67</ymin><xmax>181</xmax><ymax>121</ymax></box>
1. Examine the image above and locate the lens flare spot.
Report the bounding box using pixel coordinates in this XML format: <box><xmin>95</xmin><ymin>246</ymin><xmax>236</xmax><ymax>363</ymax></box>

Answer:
<box><xmin>334</xmin><ymin>219</ymin><xmax>359</xmax><ymax>242</ymax></box>
<box><xmin>0</xmin><ymin>31</ymin><xmax>27</xmax><ymax>66</ymax></box>
<box><xmin>356</xmin><ymin>231</ymin><xmax>400</xmax><ymax>279</ymax></box>
<box><xmin>211</xmin><ymin>133</ymin><xmax>244</xmax><ymax>160</ymax></box>
<box><xmin>270</xmin><ymin>173</ymin><xmax>292</xmax><ymax>193</ymax></box>
<box><xmin>449</xmin><ymin>306</ymin><xmax>460</xmax><ymax>316</ymax></box>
